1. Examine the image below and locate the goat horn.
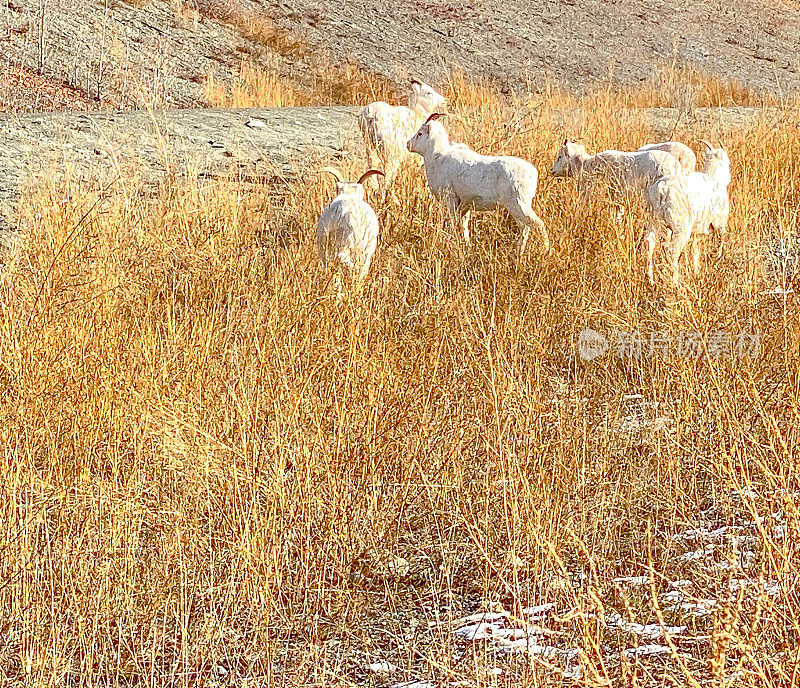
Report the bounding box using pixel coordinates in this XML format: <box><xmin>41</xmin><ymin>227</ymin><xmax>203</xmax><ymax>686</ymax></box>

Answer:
<box><xmin>699</xmin><ymin>139</ymin><xmax>713</xmax><ymax>151</ymax></box>
<box><xmin>409</xmin><ymin>77</ymin><xmax>422</xmax><ymax>86</ymax></box>
<box><xmin>357</xmin><ymin>169</ymin><xmax>385</xmax><ymax>185</ymax></box>
<box><xmin>424</xmin><ymin>112</ymin><xmax>446</xmax><ymax>124</ymax></box>
<box><xmin>320</xmin><ymin>166</ymin><xmax>344</xmax><ymax>183</ymax></box>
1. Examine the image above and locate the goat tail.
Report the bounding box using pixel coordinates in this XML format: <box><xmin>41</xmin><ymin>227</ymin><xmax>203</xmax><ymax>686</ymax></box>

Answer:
<box><xmin>358</xmin><ymin>105</ymin><xmax>381</xmax><ymax>145</ymax></box>
<box><xmin>646</xmin><ymin>178</ymin><xmax>671</xmax><ymax>217</ymax></box>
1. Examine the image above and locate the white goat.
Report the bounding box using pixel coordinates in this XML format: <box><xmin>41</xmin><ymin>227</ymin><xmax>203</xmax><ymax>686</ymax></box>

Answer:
<box><xmin>638</xmin><ymin>141</ymin><xmax>697</xmax><ymax>173</ymax></box>
<box><xmin>407</xmin><ymin>113</ymin><xmax>548</xmax><ymax>257</ymax></box>
<box><xmin>551</xmin><ymin>140</ymin><xmax>684</xmax><ymax>191</ymax></box>
<box><xmin>643</xmin><ymin>141</ymin><xmax>731</xmax><ymax>286</ymax></box>
<box><xmin>316</xmin><ymin>167</ymin><xmax>384</xmax><ymax>293</ymax></box>
<box><xmin>358</xmin><ymin>78</ymin><xmax>446</xmax><ymax>183</ymax></box>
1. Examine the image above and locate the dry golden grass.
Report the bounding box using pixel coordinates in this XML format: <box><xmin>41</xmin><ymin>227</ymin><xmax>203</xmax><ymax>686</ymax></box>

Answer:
<box><xmin>205</xmin><ymin>62</ymin><xmax>301</xmax><ymax>108</ymax></box>
<box><xmin>1</xmin><ymin>73</ymin><xmax>798</xmax><ymax>686</ymax></box>
<box><xmin>205</xmin><ymin>58</ymin><xmax>789</xmax><ymax>113</ymax></box>
<box><xmin>615</xmin><ymin>61</ymin><xmax>778</xmax><ymax>108</ymax></box>
<box><xmin>204</xmin><ymin>61</ymin><xmax>398</xmax><ymax>108</ymax></box>
<box><xmin>523</xmin><ymin>62</ymin><xmax>786</xmax><ymax>111</ymax></box>
<box><xmin>200</xmin><ymin>7</ymin><xmax>398</xmax><ymax>108</ymax></box>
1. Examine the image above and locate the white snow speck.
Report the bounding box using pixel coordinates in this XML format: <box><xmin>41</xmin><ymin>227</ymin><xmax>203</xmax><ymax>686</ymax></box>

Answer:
<box><xmin>522</xmin><ymin>603</ymin><xmax>555</xmax><ymax>618</ymax></box>
<box><xmin>454</xmin><ymin>622</ymin><xmax>502</xmax><ymax>640</ymax></box>
<box><xmin>669</xmin><ymin>579</ymin><xmax>692</xmax><ymax>588</ymax></box>
<box><xmin>369</xmin><ymin>661</ymin><xmax>398</xmax><ymax>674</ymax></box>
<box><xmin>623</xmin><ymin>644</ymin><xmax>672</xmax><ymax>658</ymax></box>
<box><xmin>606</xmin><ymin>613</ymin><xmax>685</xmax><ymax>638</ymax></box>
<box><xmin>455</xmin><ymin>611</ymin><xmax>509</xmax><ymax>625</ymax></box>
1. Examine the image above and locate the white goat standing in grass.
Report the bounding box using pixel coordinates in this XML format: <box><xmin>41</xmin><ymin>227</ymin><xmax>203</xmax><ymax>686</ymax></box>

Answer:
<box><xmin>407</xmin><ymin>113</ymin><xmax>548</xmax><ymax>258</ymax></box>
<box><xmin>638</xmin><ymin>141</ymin><xmax>697</xmax><ymax>173</ymax></box>
<box><xmin>551</xmin><ymin>140</ymin><xmax>684</xmax><ymax>191</ymax></box>
<box><xmin>644</xmin><ymin>141</ymin><xmax>731</xmax><ymax>286</ymax></box>
<box><xmin>358</xmin><ymin>78</ymin><xmax>446</xmax><ymax>183</ymax></box>
<box><xmin>316</xmin><ymin>167</ymin><xmax>385</xmax><ymax>294</ymax></box>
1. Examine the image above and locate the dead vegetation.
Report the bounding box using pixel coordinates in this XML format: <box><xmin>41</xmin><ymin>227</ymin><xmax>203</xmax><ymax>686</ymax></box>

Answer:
<box><xmin>4</xmin><ymin>0</ymin><xmax>799</xmax><ymax>113</ymax></box>
<box><xmin>0</xmin><ymin>71</ymin><xmax>797</xmax><ymax>686</ymax></box>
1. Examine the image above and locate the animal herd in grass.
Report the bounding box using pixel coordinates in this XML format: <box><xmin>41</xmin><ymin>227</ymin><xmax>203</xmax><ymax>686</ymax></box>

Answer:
<box><xmin>315</xmin><ymin>78</ymin><xmax>732</xmax><ymax>291</ymax></box>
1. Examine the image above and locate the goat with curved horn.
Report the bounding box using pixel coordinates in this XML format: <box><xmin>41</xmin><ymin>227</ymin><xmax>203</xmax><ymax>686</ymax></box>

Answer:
<box><xmin>424</xmin><ymin>112</ymin><xmax>446</xmax><ymax>125</ymax></box>
<box><xmin>407</xmin><ymin>110</ymin><xmax>550</xmax><ymax>259</ymax></box>
<box><xmin>316</xmin><ymin>166</ymin><xmax>383</xmax><ymax>297</ymax></box>
<box><xmin>357</xmin><ymin>169</ymin><xmax>385</xmax><ymax>185</ymax></box>
<box><xmin>320</xmin><ymin>166</ymin><xmax>344</xmax><ymax>183</ymax></box>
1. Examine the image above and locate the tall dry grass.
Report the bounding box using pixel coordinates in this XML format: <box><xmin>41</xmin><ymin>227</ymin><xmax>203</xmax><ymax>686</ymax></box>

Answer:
<box><xmin>205</xmin><ymin>62</ymin><xmax>301</xmax><ymax>108</ymax></box>
<box><xmin>205</xmin><ymin>61</ymin><xmax>398</xmax><ymax>108</ymax></box>
<box><xmin>0</xmin><ymin>74</ymin><xmax>798</xmax><ymax>686</ymax></box>
<box><xmin>200</xmin><ymin>5</ymin><xmax>398</xmax><ymax>108</ymax></box>
<box><xmin>607</xmin><ymin>60</ymin><xmax>778</xmax><ymax>108</ymax></box>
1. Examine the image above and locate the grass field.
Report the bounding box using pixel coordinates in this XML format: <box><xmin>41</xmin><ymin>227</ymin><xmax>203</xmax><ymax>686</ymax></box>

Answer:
<box><xmin>0</xmin><ymin>67</ymin><xmax>798</xmax><ymax>686</ymax></box>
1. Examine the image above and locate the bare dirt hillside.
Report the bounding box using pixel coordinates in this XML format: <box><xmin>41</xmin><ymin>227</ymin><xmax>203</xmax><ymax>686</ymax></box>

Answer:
<box><xmin>2</xmin><ymin>0</ymin><xmax>799</xmax><ymax>111</ymax></box>
<box><xmin>265</xmin><ymin>0</ymin><xmax>800</xmax><ymax>93</ymax></box>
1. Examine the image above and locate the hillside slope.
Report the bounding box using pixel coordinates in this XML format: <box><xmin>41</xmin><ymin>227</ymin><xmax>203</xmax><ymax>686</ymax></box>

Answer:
<box><xmin>1</xmin><ymin>0</ymin><xmax>799</xmax><ymax>111</ymax></box>
<box><xmin>264</xmin><ymin>0</ymin><xmax>800</xmax><ymax>94</ymax></box>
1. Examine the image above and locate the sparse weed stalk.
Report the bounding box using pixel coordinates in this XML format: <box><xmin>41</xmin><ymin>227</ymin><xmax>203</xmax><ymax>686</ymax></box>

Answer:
<box><xmin>0</xmin><ymin>74</ymin><xmax>797</xmax><ymax>687</ymax></box>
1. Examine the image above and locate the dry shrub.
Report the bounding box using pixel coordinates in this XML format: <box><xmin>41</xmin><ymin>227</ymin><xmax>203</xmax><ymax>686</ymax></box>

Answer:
<box><xmin>195</xmin><ymin>3</ymin><xmax>398</xmax><ymax>106</ymax></box>
<box><xmin>234</xmin><ymin>13</ymin><xmax>309</xmax><ymax>59</ymax></box>
<box><xmin>205</xmin><ymin>62</ymin><xmax>300</xmax><ymax>108</ymax></box>
<box><xmin>179</xmin><ymin>0</ymin><xmax>242</xmax><ymax>23</ymax></box>
<box><xmin>0</xmin><ymin>63</ymin><xmax>99</xmax><ymax>112</ymax></box>
<box><xmin>309</xmin><ymin>61</ymin><xmax>398</xmax><ymax>106</ymax></box>
<box><xmin>609</xmin><ymin>61</ymin><xmax>778</xmax><ymax>109</ymax></box>
<box><xmin>1</xmin><ymin>80</ymin><xmax>798</xmax><ymax>686</ymax></box>
<box><xmin>204</xmin><ymin>59</ymin><xmax>397</xmax><ymax>108</ymax></box>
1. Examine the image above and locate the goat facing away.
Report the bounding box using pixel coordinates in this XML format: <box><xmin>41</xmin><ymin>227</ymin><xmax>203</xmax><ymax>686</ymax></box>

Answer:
<box><xmin>316</xmin><ymin>167</ymin><xmax>385</xmax><ymax>294</ymax></box>
<box><xmin>358</xmin><ymin>78</ymin><xmax>446</xmax><ymax>184</ymax></box>
<box><xmin>407</xmin><ymin>113</ymin><xmax>548</xmax><ymax>258</ymax></box>
<box><xmin>643</xmin><ymin>141</ymin><xmax>731</xmax><ymax>286</ymax></box>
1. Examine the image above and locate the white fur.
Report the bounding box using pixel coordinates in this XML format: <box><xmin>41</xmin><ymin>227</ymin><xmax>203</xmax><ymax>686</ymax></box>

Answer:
<box><xmin>358</xmin><ymin>80</ymin><xmax>446</xmax><ymax>182</ymax></box>
<box><xmin>644</xmin><ymin>146</ymin><xmax>731</xmax><ymax>285</ymax></box>
<box><xmin>551</xmin><ymin>141</ymin><xmax>684</xmax><ymax>191</ymax></box>
<box><xmin>638</xmin><ymin>141</ymin><xmax>697</xmax><ymax>173</ymax></box>
<box><xmin>317</xmin><ymin>181</ymin><xmax>380</xmax><ymax>290</ymax></box>
<box><xmin>407</xmin><ymin>118</ymin><xmax>548</xmax><ymax>257</ymax></box>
